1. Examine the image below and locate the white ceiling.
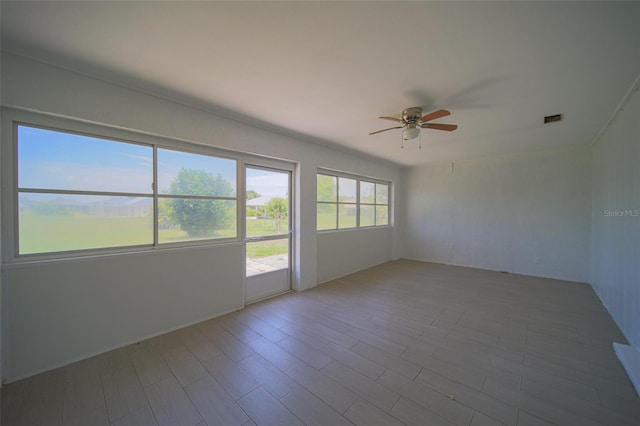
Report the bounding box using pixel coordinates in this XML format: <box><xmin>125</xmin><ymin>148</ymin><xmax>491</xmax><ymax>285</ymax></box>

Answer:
<box><xmin>1</xmin><ymin>1</ymin><xmax>639</xmax><ymax>166</ymax></box>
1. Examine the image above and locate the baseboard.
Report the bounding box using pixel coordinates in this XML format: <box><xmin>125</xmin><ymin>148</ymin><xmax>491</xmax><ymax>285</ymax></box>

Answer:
<box><xmin>316</xmin><ymin>259</ymin><xmax>396</xmax><ymax>286</ymax></box>
<box><xmin>4</xmin><ymin>305</ymin><xmax>244</xmax><ymax>384</ymax></box>
<box><xmin>400</xmin><ymin>257</ymin><xmax>588</xmax><ymax>284</ymax></box>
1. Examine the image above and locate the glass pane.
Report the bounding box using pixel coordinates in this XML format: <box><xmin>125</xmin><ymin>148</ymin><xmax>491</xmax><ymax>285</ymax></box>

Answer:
<box><xmin>19</xmin><ymin>193</ymin><xmax>152</xmax><ymax>254</ymax></box>
<box><xmin>18</xmin><ymin>125</ymin><xmax>153</xmax><ymax>194</ymax></box>
<box><xmin>246</xmin><ymin>168</ymin><xmax>289</xmax><ymax>237</ymax></box>
<box><xmin>158</xmin><ymin>198</ymin><xmax>236</xmax><ymax>243</ymax></box>
<box><xmin>338</xmin><ymin>203</ymin><xmax>357</xmax><ymax>229</ymax></box>
<box><xmin>247</xmin><ymin>198</ymin><xmax>288</xmax><ymax>237</ymax></box>
<box><xmin>317</xmin><ymin>174</ymin><xmax>337</xmax><ymax>202</ymax></box>
<box><xmin>338</xmin><ymin>177</ymin><xmax>357</xmax><ymax>202</ymax></box>
<box><xmin>157</xmin><ymin>148</ymin><xmax>237</xmax><ymax>197</ymax></box>
<box><xmin>317</xmin><ymin>203</ymin><xmax>336</xmax><ymax>230</ymax></box>
<box><xmin>376</xmin><ymin>205</ymin><xmax>389</xmax><ymax>226</ymax></box>
<box><xmin>360</xmin><ymin>181</ymin><xmax>375</xmax><ymax>203</ymax></box>
<box><xmin>246</xmin><ymin>239</ymin><xmax>289</xmax><ymax>276</ymax></box>
<box><xmin>360</xmin><ymin>205</ymin><xmax>375</xmax><ymax>227</ymax></box>
<box><xmin>376</xmin><ymin>183</ymin><xmax>389</xmax><ymax>204</ymax></box>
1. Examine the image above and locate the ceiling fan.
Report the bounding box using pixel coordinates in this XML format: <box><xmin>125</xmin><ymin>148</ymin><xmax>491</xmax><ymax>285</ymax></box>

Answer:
<box><xmin>369</xmin><ymin>107</ymin><xmax>458</xmax><ymax>148</ymax></box>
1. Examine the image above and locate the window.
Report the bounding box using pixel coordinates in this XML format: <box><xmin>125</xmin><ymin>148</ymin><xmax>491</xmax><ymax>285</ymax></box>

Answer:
<box><xmin>157</xmin><ymin>148</ymin><xmax>237</xmax><ymax>243</ymax></box>
<box><xmin>15</xmin><ymin>124</ymin><xmax>238</xmax><ymax>256</ymax></box>
<box><xmin>316</xmin><ymin>171</ymin><xmax>390</xmax><ymax>231</ymax></box>
<box><xmin>360</xmin><ymin>181</ymin><xmax>389</xmax><ymax>227</ymax></box>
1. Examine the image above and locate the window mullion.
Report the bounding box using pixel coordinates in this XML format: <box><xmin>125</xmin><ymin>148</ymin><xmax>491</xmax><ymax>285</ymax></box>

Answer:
<box><xmin>317</xmin><ymin>172</ymin><xmax>390</xmax><ymax>232</ymax></box>
<box><xmin>373</xmin><ymin>183</ymin><xmax>378</xmax><ymax>226</ymax></box>
<box><xmin>153</xmin><ymin>145</ymin><xmax>159</xmax><ymax>247</ymax></box>
<box><xmin>156</xmin><ymin>194</ymin><xmax>236</xmax><ymax>201</ymax></box>
<box><xmin>17</xmin><ymin>188</ymin><xmax>153</xmax><ymax>198</ymax></box>
<box><xmin>356</xmin><ymin>179</ymin><xmax>360</xmax><ymax>228</ymax></box>
<box><xmin>335</xmin><ymin>177</ymin><xmax>339</xmax><ymax>229</ymax></box>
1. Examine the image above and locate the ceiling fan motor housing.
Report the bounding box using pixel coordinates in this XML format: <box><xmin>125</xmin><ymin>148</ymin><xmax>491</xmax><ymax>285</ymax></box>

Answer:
<box><xmin>402</xmin><ymin>107</ymin><xmax>423</xmax><ymax>124</ymax></box>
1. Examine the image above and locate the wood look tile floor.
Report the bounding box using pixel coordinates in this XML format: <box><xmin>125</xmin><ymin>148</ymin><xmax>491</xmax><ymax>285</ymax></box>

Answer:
<box><xmin>2</xmin><ymin>260</ymin><xmax>639</xmax><ymax>426</ymax></box>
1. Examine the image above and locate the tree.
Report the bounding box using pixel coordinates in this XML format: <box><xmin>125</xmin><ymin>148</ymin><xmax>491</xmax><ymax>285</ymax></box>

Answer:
<box><xmin>265</xmin><ymin>197</ymin><xmax>287</xmax><ymax>231</ymax></box>
<box><xmin>157</xmin><ymin>198</ymin><xmax>175</xmax><ymax>230</ymax></box>
<box><xmin>168</xmin><ymin>169</ymin><xmax>234</xmax><ymax>237</ymax></box>
<box><xmin>246</xmin><ymin>190</ymin><xmax>261</xmax><ymax>200</ymax></box>
<box><xmin>317</xmin><ymin>175</ymin><xmax>337</xmax><ymax>201</ymax></box>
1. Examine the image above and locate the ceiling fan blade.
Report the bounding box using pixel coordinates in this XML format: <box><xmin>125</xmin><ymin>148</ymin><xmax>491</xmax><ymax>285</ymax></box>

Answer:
<box><xmin>379</xmin><ymin>116</ymin><xmax>403</xmax><ymax>123</ymax></box>
<box><xmin>420</xmin><ymin>109</ymin><xmax>451</xmax><ymax>122</ymax></box>
<box><xmin>369</xmin><ymin>126</ymin><xmax>403</xmax><ymax>135</ymax></box>
<box><xmin>421</xmin><ymin>123</ymin><xmax>458</xmax><ymax>131</ymax></box>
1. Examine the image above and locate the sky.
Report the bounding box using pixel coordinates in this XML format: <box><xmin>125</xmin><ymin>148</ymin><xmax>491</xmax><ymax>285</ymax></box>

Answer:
<box><xmin>17</xmin><ymin>125</ymin><xmax>289</xmax><ymax>198</ymax></box>
<box><xmin>245</xmin><ymin>168</ymin><xmax>288</xmax><ymax>197</ymax></box>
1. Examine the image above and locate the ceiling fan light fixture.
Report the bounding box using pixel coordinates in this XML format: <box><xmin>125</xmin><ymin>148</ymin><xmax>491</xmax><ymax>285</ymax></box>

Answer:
<box><xmin>403</xmin><ymin>124</ymin><xmax>420</xmax><ymax>140</ymax></box>
<box><xmin>369</xmin><ymin>107</ymin><xmax>456</xmax><ymax>149</ymax></box>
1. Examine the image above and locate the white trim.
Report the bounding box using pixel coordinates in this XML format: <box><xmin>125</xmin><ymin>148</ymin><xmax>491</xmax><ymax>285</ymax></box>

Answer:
<box><xmin>2</xmin><ymin>108</ymin><xmax>245</xmax><ymax>263</ymax></box>
<box><xmin>243</xmin><ymin>163</ymin><xmax>295</xmax><ymax>302</ymax></box>
<box><xmin>317</xmin><ymin>166</ymin><xmax>391</xmax><ymax>186</ymax></box>
<box><xmin>2</xmin><ymin>241</ymin><xmax>245</xmax><ymax>269</ymax></box>
<box><xmin>316</xmin><ymin>169</ymin><xmax>392</xmax><ymax>230</ymax></box>
<box><xmin>2</xmin><ymin>105</ymin><xmax>239</xmax><ymax>158</ymax></box>
<box><xmin>317</xmin><ymin>224</ymin><xmax>394</xmax><ymax>235</ymax></box>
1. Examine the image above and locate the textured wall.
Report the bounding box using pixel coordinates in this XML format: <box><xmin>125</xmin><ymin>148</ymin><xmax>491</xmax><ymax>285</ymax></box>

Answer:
<box><xmin>317</xmin><ymin>227</ymin><xmax>394</xmax><ymax>284</ymax></box>
<box><xmin>403</xmin><ymin>146</ymin><xmax>592</xmax><ymax>282</ymax></box>
<box><xmin>5</xmin><ymin>245</ymin><xmax>244</xmax><ymax>381</ymax></box>
<box><xmin>591</xmin><ymin>84</ymin><xmax>640</xmax><ymax>348</ymax></box>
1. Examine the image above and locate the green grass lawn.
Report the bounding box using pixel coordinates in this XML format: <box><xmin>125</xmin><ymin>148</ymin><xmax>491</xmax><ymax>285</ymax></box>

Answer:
<box><xmin>246</xmin><ymin>218</ymin><xmax>288</xmax><ymax>258</ymax></box>
<box><xmin>246</xmin><ymin>239</ymin><xmax>288</xmax><ymax>259</ymax></box>
<box><xmin>20</xmin><ymin>212</ymin><xmax>288</xmax><ymax>257</ymax></box>
<box><xmin>20</xmin><ymin>209</ymin><xmax>386</xmax><ymax>256</ymax></box>
<box><xmin>317</xmin><ymin>212</ymin><xmax>337</xmax><ymax>230</ymax></box>
<box><xmin>246</xmin><ymin>218</ymin><xmax>288</xmax><ymax>237</ymax></box>
<box><xmin>316</xmin><ymin>208</ymin><xmax>388</xmax><ymax>230</ymax></box>
<box><xmin>19</xmin><ymin>214</ymin><xmax>154</xmax><ymax>254</ymax></box>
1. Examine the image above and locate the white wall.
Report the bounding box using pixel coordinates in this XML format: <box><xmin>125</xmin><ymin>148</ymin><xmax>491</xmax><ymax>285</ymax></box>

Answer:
<box><xmin>402</xmin><ymin>146</ymin><xmax>592</xmax><ymax>282</ymax></box>
<box><xmin>0</xmin><ymin>53</ymin><xmax>401</xmax><ymax>382</ymax></box>
<box><xmin>317</xmin><ymin>227</ymin><xmax>394</xmax><ymax>284</ymax></box>
<box><xmin>591</xmin><ymin>83</ymin><xmax>640</xmax><ymax>349</ymax></box>
<box><xmin>5</xmin><ymin>245</ymin><xmax>243</xmax><ymax>381</ymax></box>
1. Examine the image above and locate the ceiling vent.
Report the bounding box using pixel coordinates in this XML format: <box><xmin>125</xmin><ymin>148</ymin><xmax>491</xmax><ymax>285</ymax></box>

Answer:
<box><xmin>544</xmin><ymin>114</ymin><xmax>563</xmax><ymax>124</ymax></box>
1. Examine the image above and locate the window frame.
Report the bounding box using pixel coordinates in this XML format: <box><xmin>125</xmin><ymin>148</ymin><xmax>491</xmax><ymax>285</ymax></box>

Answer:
<box><xmin>359</xmin><ymin>181</ymin><xmax>390</xmax><ymax>228</ymax></box>
<box><xmin>316</xmin><ymin>169</ymin><xmax>392</xmax><ymax>232</ymax></box>
<box><xmin>3</xmin><ymin>111</ymin><xmax>242</xmax><ymax>262</ymax></box>
<box><xmin>155</xmin><ymin>146</ymin><xmax>239</xmax><ymax>245</ymax></box>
